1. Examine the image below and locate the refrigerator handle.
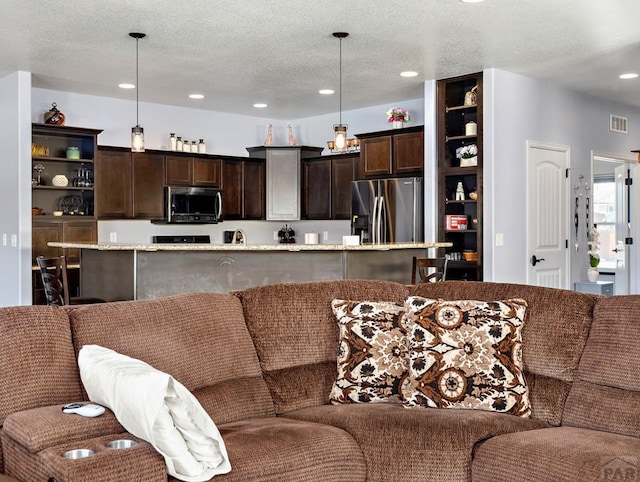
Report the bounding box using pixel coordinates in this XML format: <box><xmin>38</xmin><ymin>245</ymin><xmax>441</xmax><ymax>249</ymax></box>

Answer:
<box><xmin>378</xmin><ymin>195</ymin><xmax>386</xmax><ymax>243</ymax></box>
<box><xmin>372</xmin><ymin>196</ymin><xmax>379</xmax><ymax>244</ymax></box>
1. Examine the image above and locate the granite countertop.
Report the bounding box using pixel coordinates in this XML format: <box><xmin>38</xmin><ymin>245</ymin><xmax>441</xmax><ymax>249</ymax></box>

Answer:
<box><xmin>48</xmin><ymin>242</ymin><xmax>451</xmax><ymax>252</ymax></box>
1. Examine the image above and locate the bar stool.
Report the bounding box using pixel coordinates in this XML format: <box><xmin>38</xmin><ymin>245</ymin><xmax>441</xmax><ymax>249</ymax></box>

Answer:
<box><xmin>36</xmin><ymin>255</ymin><xmax>105</xmax><ymax>306</ymax></box>
<box><xmin>411</xmin><ymin>256</ymin><xmax>448</xmax><ymax>284</ymax></box>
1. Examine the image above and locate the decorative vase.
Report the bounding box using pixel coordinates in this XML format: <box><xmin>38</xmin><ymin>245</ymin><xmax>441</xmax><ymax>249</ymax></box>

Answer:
<box><xmin>392</xmin><ymin>121</ymin><xmax>404</xmax><ymax>129</ymax></box>
<box><xmin>43</xmin><ymin>102</ymin><xmax>65</xmax><ymax>126</ymax></box>
<box><xmin>587</xmin><ymin>267</ymin><xmax>599</xmax><ymax>282</ymax></box>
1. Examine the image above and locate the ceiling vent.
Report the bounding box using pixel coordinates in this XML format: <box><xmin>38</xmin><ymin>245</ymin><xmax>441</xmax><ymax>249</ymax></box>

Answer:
<box><xmin>610</xmin><ymin>114</ymin><xmax>628</xmax><ymax>134</ymax></box>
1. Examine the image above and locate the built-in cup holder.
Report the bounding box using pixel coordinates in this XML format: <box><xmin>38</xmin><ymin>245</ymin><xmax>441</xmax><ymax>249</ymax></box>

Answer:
<box><xmin>106</xmin><ymin>439</ymin><xmax>137</xmax><ymax>449</ymax></box>
<box><xmin>63</xmin><ymin>449</ymin><xmax>95</xmax><ymax>459</ymax></box>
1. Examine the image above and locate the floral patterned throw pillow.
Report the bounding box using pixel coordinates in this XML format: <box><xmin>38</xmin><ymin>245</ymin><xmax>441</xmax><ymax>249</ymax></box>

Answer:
<box><xmin>330</xmin><ymin>299</ymin><xmax>408</xmax><ymax>404</ymax></box>
<box><xmin>401</xmin><ymin>296</ymin><xmax>531</xmax><ymax>417</ymax></box>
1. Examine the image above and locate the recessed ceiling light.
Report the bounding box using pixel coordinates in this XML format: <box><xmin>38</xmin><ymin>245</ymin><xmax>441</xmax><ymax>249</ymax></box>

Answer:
<box><xmin>319</xmin><ymin>89</ymin><xmax>335</xmax><ymax>95</ymax></box>
<box><xmin>253</xmin><ymin>103</ymin><xmax>268</xmax><ymax>108</ymax></box>
<box><xmin>118</xmin><ymin>83</ymin><xmax>135</xmax><ymax>89</ymax></box>
<box><xmin>400</xmin><ymin>71</ymin><xmax>418</xmax><ymax>78</ymax></box>
<box><xmin>619</xmin><ymin>73</ymin><xmax>639</xmax><ymax>79</ymax></box>
<box><xmin>460</xmin><ymin>0</ymin><xmax>485</xmax><ymax>3</ymax></box>
<box><xmin>189</xmin><ymin>94</ymin><xmax>205</xmax><ymax>99</ymax></box>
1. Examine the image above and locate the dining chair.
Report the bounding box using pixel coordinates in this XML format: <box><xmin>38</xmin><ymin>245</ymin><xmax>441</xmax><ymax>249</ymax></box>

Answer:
<box><xmin>411</xmin><ymin>256</ymin><xmax>448</xmax><ymax>284</ymax></box>
<box><xmin>36</xmin><ymin>255</ymin><xmax>105</xmax><ymax>306</ymax></box>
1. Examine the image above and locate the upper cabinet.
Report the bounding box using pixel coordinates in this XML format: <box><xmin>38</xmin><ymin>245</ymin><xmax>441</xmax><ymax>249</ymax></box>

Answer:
<box><xmin>437</xmin><ymin>72</ymin><xmax>483</xmax><ymax>281</ymax></box>
<box><xmin>302</xmin><ymin>153</ymin><xmax>357</xmax><ymax>220</ymax></box>
<box><xmin>166</xmin><ymin>154</ymin><xmax>220</xmax><ymax>187</ymax></box>
<box><xmin>31</xmin><ymin>124</ymin><xmax>102</xmax><ymax>219</ymax></box>
<box><xmin>247</xmin><ymin>146</ymin><xmax>323</xmax><ymax>221</ymax></box>
<box><xmin>95</xmin><ymin>147</ymin><xmax>164</xmax><ymax>220</ymax></box>
<box><xmin>221</xmin><ymin>157</ymin><xmax>265</xmax><ymax>220</ymax></box>
<box><xmin>356</xmin><ymin>126</ymin><xmax>424</xmax><ymax>179</ymax></box>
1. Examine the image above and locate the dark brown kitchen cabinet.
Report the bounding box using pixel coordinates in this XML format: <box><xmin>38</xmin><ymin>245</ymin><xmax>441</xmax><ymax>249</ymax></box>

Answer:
<box><xmin>332</xmin><ymin>156</ymin><xmax>357</xmax><ymax>219</ymax></box>
<box><xmin>132</xmin><ymin>152</ymin><xmax>164</xmax><ymax>219</ymax></box>
<box><xmin>221</xmin><ymin>158</ymin><xmax>265</xmax><ymax>220</ymax></box>
<box><xmin>303</xmin><ymin>158</ymin><xmax>331</xmax><ymax>219</ymax></box>
<box><xmin>302</xmin><ymin>154</ymin><xmax>356</xmax><ymax>220</ymax></box>
<box><xmin>95</xmin><ymin>147</ymin><xmax>164</xmax><ymax>220</ymax></box>
<box><xmin>32</xmin><ymin>219</ymin><xmax>96</xmax><ymax>304</ymax></box>
<box><xmin>356</xmin><ymin>125</ymin><xmax>424</xmax><ymax>179</ymax></box>
<box><xmin>166</xmin><ymin>154</ymin><xmax>220</xmax><ymax>187</ymax></box>
<box><xmin>95</xmin><ymin>148</ymin><xmax>132</xmax><ymax>218</ymax></box>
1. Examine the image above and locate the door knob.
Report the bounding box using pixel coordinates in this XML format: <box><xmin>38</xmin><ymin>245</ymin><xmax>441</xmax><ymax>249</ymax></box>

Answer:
<box><xmin>530</xmin><ymin>255</ymin><xmax>546</xmax><ymax>266</ymax></box>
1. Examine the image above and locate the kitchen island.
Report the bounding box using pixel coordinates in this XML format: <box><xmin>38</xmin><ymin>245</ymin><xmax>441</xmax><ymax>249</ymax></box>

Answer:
<box><xmin>49</xmin><ymin>242</ymin><xmax>451</xmax><ymax>301</ymax></box>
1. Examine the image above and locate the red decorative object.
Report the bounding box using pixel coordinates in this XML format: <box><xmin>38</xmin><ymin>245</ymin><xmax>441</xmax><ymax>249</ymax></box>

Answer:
<box><xmin>44</xmin><ymin>102</ymin><xmax>65</xmax><ymax>126</ymax></box>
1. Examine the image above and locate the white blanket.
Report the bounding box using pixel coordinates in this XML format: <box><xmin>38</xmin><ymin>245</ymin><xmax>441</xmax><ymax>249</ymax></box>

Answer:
<box><xmin>78</xmin><ymin>345</ymin><xmax>231</xmax><ymax>481</ymax></box>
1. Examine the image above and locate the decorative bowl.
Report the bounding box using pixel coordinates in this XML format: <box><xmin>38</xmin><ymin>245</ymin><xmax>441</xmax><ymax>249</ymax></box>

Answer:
<box><xmin>53</xmin><ymin>211</ymin><xmax>63</xmax><ymax>217</ymax></box>
<box><xmin>32</xmin><ymin>207</ymin><xmax>43</xmax><ymax>216</ymax></box>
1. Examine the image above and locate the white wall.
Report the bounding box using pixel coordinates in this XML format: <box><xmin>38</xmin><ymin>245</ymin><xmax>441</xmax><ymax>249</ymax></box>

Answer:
<box><xmin>32</xmin><ymin>88</ymin><xmax>424</xmax><ymax>156</ymax></box>
<box><xmin>483</xmin><ymin>68</ymin><xmax>640</xmax><ymax>286</ymax></box>
<box><xmin>292</xmin><ymin>98</ymin><xmax>424</xmax><ymax>149</ymax></box>
<box><xmin>0</xmin><ymin>72</ymin><xmax>32</xmax><ymax>306</ymax></box>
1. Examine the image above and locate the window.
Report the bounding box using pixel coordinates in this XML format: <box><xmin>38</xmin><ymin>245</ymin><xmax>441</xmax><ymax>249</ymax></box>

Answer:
<box><xmin>592</xmin><ymin>178</ymin><xmax>616</xmax><ymax>270</ymax></box>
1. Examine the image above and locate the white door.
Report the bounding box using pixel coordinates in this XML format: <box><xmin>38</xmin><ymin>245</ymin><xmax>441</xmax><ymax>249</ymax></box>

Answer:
<box><xmin>526</xmin><ymin>142</ymin><xmax>570</xmax><ymax>288</ymax></box>
<box><xmin>614</xmin><ymin>164</ymin><xmax>630</xmax><ymax>295</ymax></box>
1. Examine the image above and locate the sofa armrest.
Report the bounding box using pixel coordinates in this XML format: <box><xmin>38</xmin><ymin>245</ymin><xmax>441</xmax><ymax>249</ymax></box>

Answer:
<box><xmin>3</xmin><ymin>403</ymin><xmax>123</xmax><ymax>453</ymax></box>
<box><xmin>2</xmin><ymin>431</ymin><xmax>166</xmax><ymax>482</ymax></box>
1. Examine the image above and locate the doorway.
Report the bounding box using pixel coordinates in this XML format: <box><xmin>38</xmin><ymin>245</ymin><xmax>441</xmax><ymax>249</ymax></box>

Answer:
<box><xmin>591</xmin><ymin>152</ymin><xmax>636</xmax><ymax>295</ymax></box>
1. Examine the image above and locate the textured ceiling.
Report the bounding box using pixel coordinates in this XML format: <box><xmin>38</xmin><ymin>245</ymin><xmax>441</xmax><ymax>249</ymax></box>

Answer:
<box><xmin>3</xmin><ymin>1</ymin><xmax>640</xmax><ymax>119</ymax></box>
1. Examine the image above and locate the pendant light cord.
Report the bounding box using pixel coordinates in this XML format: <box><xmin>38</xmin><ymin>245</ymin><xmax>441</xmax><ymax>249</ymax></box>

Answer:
<box><xmin>332</xmin><ymin>32</ymin><xmax>348</xmax><ymax>127</ymax></box>
<box><xmin>339</xmin><ymin>36</ymin><xmax>342</xmax><ymax>126</ymax></box>
<box><xmin>135</xmin><ymin>36</ymin><xmax>139</xmax><ymax>126</ymax></box>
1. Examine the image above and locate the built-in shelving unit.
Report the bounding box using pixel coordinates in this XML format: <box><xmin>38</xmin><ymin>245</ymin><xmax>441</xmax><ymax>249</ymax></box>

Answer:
<box><xmin>31</xmin><ymin>123</ymin><xmax>102</xmax><ymax>304</ymax></box>
<box><xmin>437</xmin><ymin>73</ymin><xmax>483</xmax><ymax>281</ymax></box>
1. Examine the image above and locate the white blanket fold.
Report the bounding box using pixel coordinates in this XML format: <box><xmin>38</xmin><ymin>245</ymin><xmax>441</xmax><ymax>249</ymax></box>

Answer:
<box><xmin>78</xmin><ymin>345</ymin><xmax>231</xmax><ymax>481</ymax></box>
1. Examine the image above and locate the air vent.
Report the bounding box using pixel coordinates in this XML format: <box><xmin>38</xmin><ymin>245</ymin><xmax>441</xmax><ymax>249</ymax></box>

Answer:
<box><xmin>610</xmin><ymin>114</ymin><xmax>628</xmax><ymax>134</ymax></box>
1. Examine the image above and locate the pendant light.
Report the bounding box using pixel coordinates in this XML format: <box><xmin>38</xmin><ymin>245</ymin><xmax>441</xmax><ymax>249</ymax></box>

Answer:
<box><xmin>129</xmin><ymin>32</ymin><xmax>146</xmax><ymax>152</ymax></box>
<box><xmin>333</xmin><ymin>32</ymin><xmax>349</xmax><ymax>152</ymax></box>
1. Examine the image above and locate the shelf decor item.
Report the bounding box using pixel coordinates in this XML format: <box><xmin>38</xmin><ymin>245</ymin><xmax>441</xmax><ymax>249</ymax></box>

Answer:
<box><xmin>66</xmin><ymin>146</ymin><xmax>80</xmax><ymax>159</ymax></box>
<box><xmin>43</xmin><ymin>102</ymin><xmax>65</xmax><ymax>126</ymax></box>
<box><xmin>52</xmin><ymin>175</ymin><xmax>69</xmax><ymax>187</ymax></box>
<box><xmin>464</xmin><ymin>86</ymin><xmax>478</xmax><ymax>106</ymax></box>
<box><xmin>457</xmin><ymin>144</ymin><xmax>478</xmax><ymax>167</ymax></box>
<box><xmin>587</xmin><ymin>227</ymin><xmax>600</xmax><ymax>282</ymax></box>
<box><xmin>387</xmin><ymin>107</ymin><xmax>410</xmax><ymax>128</ymax></box>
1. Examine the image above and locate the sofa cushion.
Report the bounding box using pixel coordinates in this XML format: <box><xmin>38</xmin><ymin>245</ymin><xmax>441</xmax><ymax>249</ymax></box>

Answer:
<box><xmin>409</xmin><ymin>282</ymin><xmax>599</xmax><ymax>425</ymax></box>
<box><xmin>563</xmin><ymin>295</ymin><xmax>640</xmax><ymax>438</ymax></box>
<box><xmin>238</xmin><ymin>280</ymin><xmax>410</xmax><ymax>414</ymax></box>
<box><xmin>472</xmin><ymin>426</ymin><xmax>640</xmax><ymax>482</ymax></box>
<box><xmin>283</xmin><ymin>403</ymin><xmax>548</xmax><ymax>482</ymax></box>
<box><xmin>0</xmin><ymin>306</ymin><xmax>84</xmax><ymax>474</ymax></box>
<box><xmin>402</xmin><ymin>296</ymin><xmax>530</xmax><ymax>417</ymax></box>
<box><xmin>212</xmin><ymin>417</ymin><xmax>366</xmax><ymax>482</ymax></box>
<box><xmin>330</xmin><ymin>299</ymin><xmax>407</xmax><ymax>404</ymax></box>
<box><xmin>68</xmin><ymin>293</ymin><xmax>275</xmax><ymax>425</ymax></box>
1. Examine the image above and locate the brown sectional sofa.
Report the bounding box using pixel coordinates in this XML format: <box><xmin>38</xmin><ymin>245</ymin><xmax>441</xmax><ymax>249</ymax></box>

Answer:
<box><xmin>0</xmin><ymin>279</ymin><xmax>637</xmax><ymax>481</ymax></box>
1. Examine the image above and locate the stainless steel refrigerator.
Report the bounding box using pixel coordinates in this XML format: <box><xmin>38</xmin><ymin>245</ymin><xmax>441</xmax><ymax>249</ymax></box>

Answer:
<box><xmin>351</xmin><ymin>177</ymin><xmax>424</xmax><ymax>244</ymax></box>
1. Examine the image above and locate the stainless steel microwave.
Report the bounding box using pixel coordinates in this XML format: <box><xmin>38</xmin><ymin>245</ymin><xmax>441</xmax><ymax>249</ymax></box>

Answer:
<box><xmin>166</xmin><ymin>186</ymin><xmax>223</xmax><ymax>224</ymax></box>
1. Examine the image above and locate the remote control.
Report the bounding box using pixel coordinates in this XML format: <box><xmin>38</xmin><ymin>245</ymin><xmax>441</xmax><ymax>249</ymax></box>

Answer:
<box><xmin>62</xmin><ymin>403</ymin><xmax>105</xmax><ymax>418</ymax></box>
